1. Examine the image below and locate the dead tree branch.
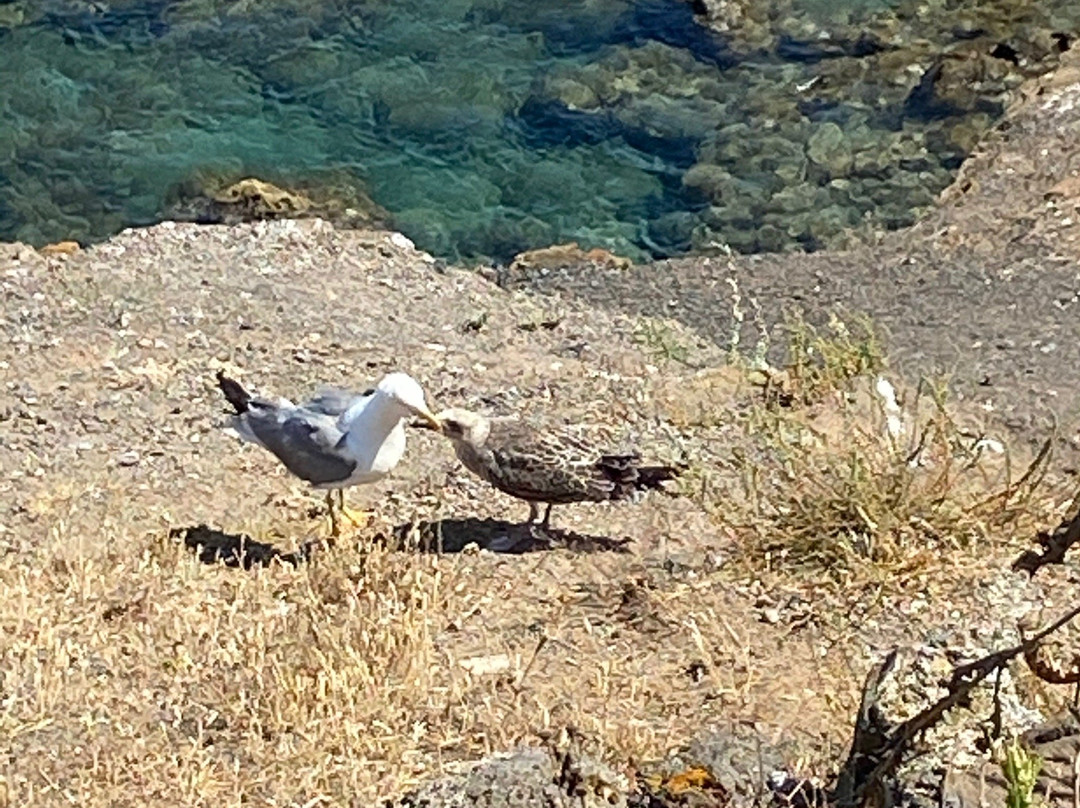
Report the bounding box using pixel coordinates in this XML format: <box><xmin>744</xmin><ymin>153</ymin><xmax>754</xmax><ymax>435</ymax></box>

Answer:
<box><xmin>833</xmin><ymin>603</ymin><xmax>1080</xmax><ymax>808</ymax></box>
<box><xmin>1014</xmin><ymin>480</ymin><xmax>1080</xmax><ymax>575</ymax></box>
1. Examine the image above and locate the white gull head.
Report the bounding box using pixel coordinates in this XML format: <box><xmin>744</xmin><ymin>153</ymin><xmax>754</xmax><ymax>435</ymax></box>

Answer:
<box><xmin>375</xmin><ymin>372</ymin><xmax>437</xmax><ymax>423</ymax></box>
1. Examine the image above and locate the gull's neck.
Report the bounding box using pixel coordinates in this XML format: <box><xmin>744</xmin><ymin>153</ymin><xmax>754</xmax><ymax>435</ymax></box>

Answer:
<box><xmin>343</xmin><ymin>393</ymin><xmax>408</xmax><ymax>468</ymax></box>
<box><xmin>474</xmin><ymin>416</ymin><xmax>492</xmax><ymax>445</ymax></box>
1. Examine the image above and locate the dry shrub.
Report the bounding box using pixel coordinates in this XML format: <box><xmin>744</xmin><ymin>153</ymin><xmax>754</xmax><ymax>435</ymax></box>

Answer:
<box><xmin>782</xmin><ymin>311</ymin><xmax>886</xmax><ymax>404</ymax></box>
<box><xmin>718</xmin><ymin>315</ymin><xmax>1051</xmax><ymax>576</ymax></box>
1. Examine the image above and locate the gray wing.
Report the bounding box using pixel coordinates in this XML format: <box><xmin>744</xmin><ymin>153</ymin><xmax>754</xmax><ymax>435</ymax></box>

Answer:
<box><xmin>238</xmin><ymin>401</ymin><xmax>357</xmax><ymax>485</ymax></box>
<box><xmin>302</xmin><ymin>387</ymin><xmax>374</xmax><ymax>417</ymax></box>
<box><xmin>481</xmin><ymin>419</ymin><xmax>613</xmax><ymax>504</ymax></box>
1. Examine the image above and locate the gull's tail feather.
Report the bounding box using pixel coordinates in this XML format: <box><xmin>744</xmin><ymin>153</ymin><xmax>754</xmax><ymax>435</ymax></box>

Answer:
<box><xmin>596</xmin><ymin>454</ymin><xmax>683</xmax><ymax>500</ymax></box>
<box><xmin>633</xmin><ymin>463</ymin><xmax>682</xmax><ymax>491</ymax></box>
<box><xmin>216</xmin><ymin>370</ymin><xmax>252</xmax><ymax>415</ymax></box>
<box><xmin>215</xmin><ymin>370</ymin><xmax>268</xmax><ymax>448</ymax></box>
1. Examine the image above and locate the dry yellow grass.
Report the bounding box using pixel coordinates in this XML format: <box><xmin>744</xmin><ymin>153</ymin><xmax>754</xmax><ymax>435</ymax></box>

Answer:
<box><xmin>0</xmin><ymin>501</ymin><xmax>845</xmax><ymax>806</ymax></box>
<box><xmin>0</xmin><ymin>390</ymin><xmax>1069</xmax><ymax>805</ymax></box>
<box><xmin>0</xmin><ymin>520</ymin><xmax>851</xmax><ymax>803</ymax></box>
<box><xmin>2</xmin><ymin>529</ymin><xmax>468</xmax><ymax>803</ymax></box>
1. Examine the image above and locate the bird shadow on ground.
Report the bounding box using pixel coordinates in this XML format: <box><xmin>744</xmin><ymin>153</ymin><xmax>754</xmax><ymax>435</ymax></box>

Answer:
<box><xmin>170</xmin><ymin>524</ymin><xmax>322</xmax><ymax>569</ymax></box>
<box><xmin>170</xmin><ymin>518</ymin><xmax>631</xmax><ymax>570</ymax></box>
<box><xmin>385</xmin><ymin>517</ymin><xmax>634</xmax><ymax>555</ymax></box>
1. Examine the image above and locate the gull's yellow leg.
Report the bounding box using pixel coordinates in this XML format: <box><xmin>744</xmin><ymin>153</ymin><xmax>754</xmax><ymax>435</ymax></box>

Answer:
<box><xmin>326</xmin><ymin>490</ymin><xmax>341</xmax><ymax>538</ymax></box>
<box><xmin>337</xmin><ymin>488</ymin><xmax>373</xmax><ymax>528</ymax></box>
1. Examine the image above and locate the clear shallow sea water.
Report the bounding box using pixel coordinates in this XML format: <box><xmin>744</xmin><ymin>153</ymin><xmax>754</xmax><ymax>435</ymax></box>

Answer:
<box><xmin>1</xmin><ymin>0</ymin><xmax>933</xmax><ymax>263</ymax></box>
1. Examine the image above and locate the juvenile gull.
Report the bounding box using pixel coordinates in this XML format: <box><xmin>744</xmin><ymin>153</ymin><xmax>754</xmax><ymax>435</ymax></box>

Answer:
<box><xmin>422</xmin><ymin>407</ymin><xmax>681</xmax><ymax>528</ymax></box>
<box><xmin>216</xmin><ymin>370</ymin><xmax>440</xmax><ymax>535</ymax></box>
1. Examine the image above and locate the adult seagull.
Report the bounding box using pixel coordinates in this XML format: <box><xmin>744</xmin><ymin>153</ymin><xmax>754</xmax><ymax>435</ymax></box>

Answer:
<box><xmin>216</xmin><ymin>370</ymin><xmax>440</xmax><ymax>535</ymax></box>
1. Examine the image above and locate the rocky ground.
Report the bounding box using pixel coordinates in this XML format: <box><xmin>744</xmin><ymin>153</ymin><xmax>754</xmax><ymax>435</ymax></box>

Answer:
<box><xmin>3</xmin><ymin>37</ymin><xmax>1080</xmax><ymax>808</ymax></box>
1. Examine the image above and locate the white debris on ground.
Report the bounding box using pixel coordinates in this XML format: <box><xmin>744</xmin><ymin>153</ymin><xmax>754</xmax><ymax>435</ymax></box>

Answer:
<box><xmin>875</xmin><ymin>376</ymin><xmax>905</xmax><ymax>440</ymax></box>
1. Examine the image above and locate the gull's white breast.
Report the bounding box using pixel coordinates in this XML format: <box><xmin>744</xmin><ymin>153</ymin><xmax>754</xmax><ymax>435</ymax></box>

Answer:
<box><xmin>323</xmin><ymin>395</ymin><xmax>411</xmax><ymax>489</ymax></box>
<box><xmin>342</xmin><ymin>422</ymin><xmax>406</xmax><ymax>485</ymax></box>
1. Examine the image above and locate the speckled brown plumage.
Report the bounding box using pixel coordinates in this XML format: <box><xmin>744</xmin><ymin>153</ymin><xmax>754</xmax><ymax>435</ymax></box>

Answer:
<box><xmin>431</xmin><ymin>408</ymin><xmax>681</xmax><ymax>526</ymax></box>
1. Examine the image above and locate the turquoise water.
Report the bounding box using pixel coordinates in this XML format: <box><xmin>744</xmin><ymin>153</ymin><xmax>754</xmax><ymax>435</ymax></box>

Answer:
<box><xmin>1</xmin><ymin>0</ymin><xmax>965</xmax><ymax>263</ymax></box>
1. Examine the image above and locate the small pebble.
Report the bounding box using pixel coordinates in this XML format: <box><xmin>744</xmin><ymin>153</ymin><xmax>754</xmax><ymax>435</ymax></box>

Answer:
<box><xmin>117</xmin><ymin>451</ymin><xmax>140</xmax><ymax>467</ymax></box>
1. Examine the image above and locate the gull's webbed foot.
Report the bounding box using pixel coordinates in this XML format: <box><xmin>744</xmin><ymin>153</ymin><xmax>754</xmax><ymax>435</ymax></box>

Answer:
<box><xmin>340</xmin><ymin>506</ymin><xmax>373</xmax><ymax>528</ymax></box>
<box><xmin>337</xmin><ymin>489</ymin><xmax>372</xmax><ymax>530</ymax></box>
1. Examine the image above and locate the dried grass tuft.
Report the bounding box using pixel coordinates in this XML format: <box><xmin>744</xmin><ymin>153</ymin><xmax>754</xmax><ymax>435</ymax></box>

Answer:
<box><xmin>715</xmin><ymin>315</ymin><xmax>1054</xmax><ymax>576</ymax></box>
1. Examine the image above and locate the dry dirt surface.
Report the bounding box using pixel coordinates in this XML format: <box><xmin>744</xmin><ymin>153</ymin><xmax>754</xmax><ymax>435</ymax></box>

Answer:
<box><xmin>0</xmin><ymin>221</ymin><xmax>810</xmax><ymax>806</ymax></box>
<box><xmin>3</xmin><ymin>50</ymin><xmax>1080</xmax><ymax>808</ymax></box>
<box><xmin>1</xmin><ymin>217</ymin><xmax>1078</xmax><ymax>807</ymax></box>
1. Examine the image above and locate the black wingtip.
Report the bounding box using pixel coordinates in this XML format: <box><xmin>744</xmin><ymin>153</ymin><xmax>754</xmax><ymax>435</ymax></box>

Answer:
<box><xmin>216</xmin><ymin>370</ymin><xmax>251</xmax><ymax>415</ymax></box>
<box><xmin>597</xmin><ymin>454</ymin><xmax>684</xmax><ymax>498</ymax></box>
<box><xmin>634</xmin><ymin>463</ymin><xmax>684</xmax><ymax>491</ymax></box>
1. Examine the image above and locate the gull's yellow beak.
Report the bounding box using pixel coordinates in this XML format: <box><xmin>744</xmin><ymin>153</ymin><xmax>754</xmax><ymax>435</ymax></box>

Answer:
<box><xmin>410</xmin><ymin>407</ymin><xmax>442</xmax><ymax>431</ymax></box>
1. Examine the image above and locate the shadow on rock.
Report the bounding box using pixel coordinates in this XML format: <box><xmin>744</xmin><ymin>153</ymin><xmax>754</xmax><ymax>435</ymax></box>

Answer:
<box><xmin>170</xmin><ymin>524</ymin><xmax>321</xmax><ymax>569</ymax></box>
<box><xmin>387</xmin><ymin>517</ymin><xmax>633</xmax><ymax>555</ymax></box>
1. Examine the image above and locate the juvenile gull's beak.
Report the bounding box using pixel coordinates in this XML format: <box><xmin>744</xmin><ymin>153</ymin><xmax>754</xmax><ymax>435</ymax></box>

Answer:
<box><xmin>409</xmin><ymin>407</ymin><xmax>442</xmax><ymax>431</ymax></box>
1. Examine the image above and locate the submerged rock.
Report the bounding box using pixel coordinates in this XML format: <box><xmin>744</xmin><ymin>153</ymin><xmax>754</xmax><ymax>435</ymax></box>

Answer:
<box><xmin>676</xmin><ymin>0</ymin><xmax>1080</xmax><ymax>253</ymax></box>
<box><xmin>805</xmin><ymin>122</ymin><xmax>853</xmax><ymax>177</ymax></box>
<box><xmin>164</xmin><ymin>174</ymin><xmax>389</xmax><ymax>230</ymax></box>
<box><xmin>0</xmin><ymin>3</ymin><xmax>26</xmax><ymax>28</ymax></box>
<box><xmin>536</xmin><ymin>1</ymin><xmax>1080</xmax><ymax>258</ymax></box>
